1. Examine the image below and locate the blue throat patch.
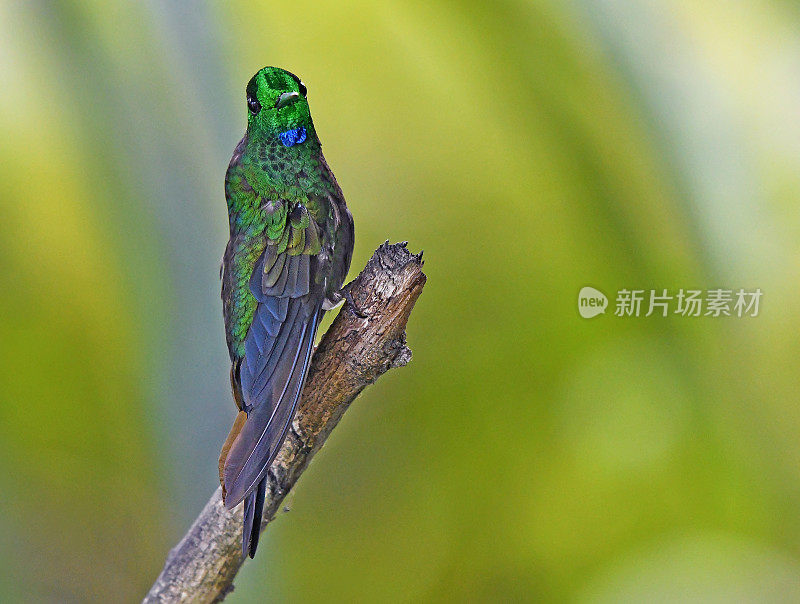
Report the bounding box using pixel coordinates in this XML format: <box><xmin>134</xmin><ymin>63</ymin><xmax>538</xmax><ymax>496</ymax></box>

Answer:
<box><xmin>278</xmin><ymin>127</ymin><xmax>307</xmax><ymax>147</ymax></box>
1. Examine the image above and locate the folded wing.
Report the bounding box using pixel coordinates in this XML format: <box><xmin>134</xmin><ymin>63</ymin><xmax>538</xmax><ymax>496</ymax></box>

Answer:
<box><xmin>222</xmin><ymin>216</ymin><xmax>324</xmax><ymax>509</ymax></box>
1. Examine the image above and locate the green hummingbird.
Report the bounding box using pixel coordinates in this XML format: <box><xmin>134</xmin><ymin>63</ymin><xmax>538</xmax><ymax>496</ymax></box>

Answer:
<box><xmin>218</xmin><ymin>66</ymin><xmax>354</xmax><ymax>558</ymax></box>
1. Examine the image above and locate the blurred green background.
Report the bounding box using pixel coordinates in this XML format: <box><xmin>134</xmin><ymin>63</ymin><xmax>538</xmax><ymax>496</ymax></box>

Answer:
<box><xmin>2</xmin><ymin>1</ymin><xmax>800</xmax><ymax>601</ymax></box>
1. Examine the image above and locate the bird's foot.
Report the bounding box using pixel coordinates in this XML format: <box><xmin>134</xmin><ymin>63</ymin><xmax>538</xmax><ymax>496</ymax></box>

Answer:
<box><xmin>323</xmin><ymin>282</ymin><xmax>367</xmax><ymax>318</ymax></box>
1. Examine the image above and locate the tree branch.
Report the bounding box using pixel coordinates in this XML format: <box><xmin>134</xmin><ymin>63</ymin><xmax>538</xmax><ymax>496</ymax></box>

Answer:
<box><xmin>144</xmin><ymin>242</ymin><xmax>426</xmax><ymax>603</ymax></box>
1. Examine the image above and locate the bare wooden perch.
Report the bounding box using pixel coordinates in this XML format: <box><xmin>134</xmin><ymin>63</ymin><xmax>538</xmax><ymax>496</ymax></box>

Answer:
<box><xmin>144</xmin><ymin>242</ymin><xmax>426</xmax><ymax>603</ymax></box>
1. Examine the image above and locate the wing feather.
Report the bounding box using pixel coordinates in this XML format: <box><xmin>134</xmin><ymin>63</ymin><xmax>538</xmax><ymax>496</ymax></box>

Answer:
<box><xmin>223</xmin><ymin>305</ymin><xmax>320</xmax><ymax>506</ymax></box>
<box><xmin>222</xmin><ymin>202</ymin><xmax>325</xmax><ymax>509</ymax></box>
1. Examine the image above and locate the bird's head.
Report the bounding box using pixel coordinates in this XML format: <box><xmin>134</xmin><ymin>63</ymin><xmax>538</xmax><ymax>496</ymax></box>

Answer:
<box><xmin>244</xmin><ymin>66</ymin><xmax>314</xmax><ymax>147</ymax></box>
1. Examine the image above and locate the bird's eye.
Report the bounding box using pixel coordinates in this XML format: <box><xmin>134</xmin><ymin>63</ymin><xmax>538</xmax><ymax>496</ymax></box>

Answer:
<box><xmin>298</xmin><ymin>81</ymin><xmax>307</xmax><ymax>97</ymax></box>
<box><xmin>247</xmin><ymin>94</ymin><xmax>261</xmax><ymax>115</ymax></box>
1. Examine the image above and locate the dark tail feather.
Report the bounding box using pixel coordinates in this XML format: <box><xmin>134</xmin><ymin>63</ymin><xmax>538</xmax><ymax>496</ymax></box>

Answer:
<box><xmin>242</xmin><ymin>476</ymin><xmax>267</xmax><ymax>558</ymax></box>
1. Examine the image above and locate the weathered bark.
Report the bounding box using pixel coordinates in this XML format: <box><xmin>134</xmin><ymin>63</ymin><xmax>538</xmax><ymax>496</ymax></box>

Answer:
<box><xmin>144</xmin><ymin>242</ymin><xmax>426</xmax><ymax>603</ymax></box>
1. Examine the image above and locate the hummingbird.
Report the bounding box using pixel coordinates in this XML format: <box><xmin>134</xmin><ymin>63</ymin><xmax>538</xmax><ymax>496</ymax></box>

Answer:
<box><xmin>218</xmin><ymin>66</ymin><xmax>354</xmax><ymax>558</ymax></box>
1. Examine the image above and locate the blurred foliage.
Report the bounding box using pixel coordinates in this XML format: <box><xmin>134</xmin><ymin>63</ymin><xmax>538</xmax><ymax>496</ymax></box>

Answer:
<box><xmin>1</xmin><ymin>0</ymin><xmax>800</xmax><ymax>601</ymax></box>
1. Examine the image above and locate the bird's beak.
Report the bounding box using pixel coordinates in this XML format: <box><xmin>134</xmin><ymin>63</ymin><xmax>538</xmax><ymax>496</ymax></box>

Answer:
<box><xmin>275</xmin><ymin>91</ymin><xmax>301</xmax><ymax>109</ymax></box>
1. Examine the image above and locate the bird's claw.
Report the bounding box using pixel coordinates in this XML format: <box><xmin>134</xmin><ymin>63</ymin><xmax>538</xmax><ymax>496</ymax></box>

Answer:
<box><xmin>343</xmin><ymin>289</ymin><xmax>367</xmax><ymax>318</ymax></box>
<box><xmin>324</xmin><ymin>284</ymin><xmax>367</xmax><ymax>317</ymax></box>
